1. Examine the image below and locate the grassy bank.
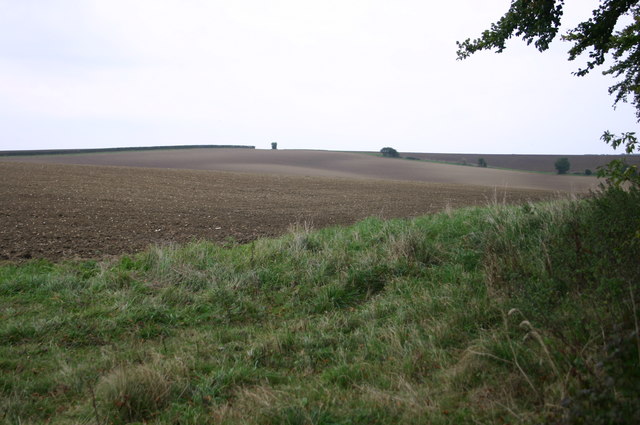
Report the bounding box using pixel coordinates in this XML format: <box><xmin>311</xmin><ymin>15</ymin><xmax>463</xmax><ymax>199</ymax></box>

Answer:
<box><xmin>1</xmin><ymin>188</ymin><xmax>639</xmax><ymax>424</ymax></box>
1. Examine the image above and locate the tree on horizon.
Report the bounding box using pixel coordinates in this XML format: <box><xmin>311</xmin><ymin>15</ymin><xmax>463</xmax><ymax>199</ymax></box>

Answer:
<box><xmin>555</xmin><ymin>157</ymin><xmax>571</xmax><ymax>174</ymax></box>
<box><xmin>380</xmin><ymin>147</ymin><xmax>400</xmax><ymax>158</ymax></box>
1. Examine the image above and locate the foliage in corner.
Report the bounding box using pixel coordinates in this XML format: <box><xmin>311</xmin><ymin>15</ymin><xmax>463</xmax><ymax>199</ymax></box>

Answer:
<box><xmin>457</xmin><ymin>0</ymin><xmax>640</xmax><ymax>122</ymax></box>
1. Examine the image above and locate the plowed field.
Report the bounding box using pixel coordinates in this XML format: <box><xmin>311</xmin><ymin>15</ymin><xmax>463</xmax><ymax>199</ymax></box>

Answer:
<box><xmin>1</xmin><ymin>161</ymin><xmax>558</xmax><ymax>262</ymax></box>
<box><xmin>1</xmin><ymin>148</ymin><xmax>600</xmax><ymax>192</ymax></box>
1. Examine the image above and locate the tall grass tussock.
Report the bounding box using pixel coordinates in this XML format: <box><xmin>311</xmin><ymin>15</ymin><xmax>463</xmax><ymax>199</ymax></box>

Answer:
<box><xmin>0</xmin><ymin>186</ymin><xmax>638</xmax><ymax>424</ymax></box>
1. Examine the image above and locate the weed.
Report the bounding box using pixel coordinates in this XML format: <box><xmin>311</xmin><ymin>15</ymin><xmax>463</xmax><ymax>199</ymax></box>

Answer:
<box><xmin>96</xmin><ymin>357</ymin><xmax>185</xmax><ymax>423</ymax></box>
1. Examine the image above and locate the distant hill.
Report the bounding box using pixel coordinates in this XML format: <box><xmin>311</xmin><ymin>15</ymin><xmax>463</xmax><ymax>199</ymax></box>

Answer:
<box><xmin>1</xmin><ymin>148</ymin><xmax>599</xmax><ymax>192</ymax></box>
<box><xmin>0</xmin><ymin>144</ymin><xmax>255</xmax><ymax>157</ymax></box>
<box><xmin>401</xmin><ymin>152</ymin><xmax>640</xmax><ymax>174</ymax></box>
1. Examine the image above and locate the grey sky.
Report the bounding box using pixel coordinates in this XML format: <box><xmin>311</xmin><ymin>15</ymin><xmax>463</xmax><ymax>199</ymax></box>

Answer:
<box><xmin>0</xmin><ymin>0</ymin><xmax>637</xmax><ymax>154</ymax></box>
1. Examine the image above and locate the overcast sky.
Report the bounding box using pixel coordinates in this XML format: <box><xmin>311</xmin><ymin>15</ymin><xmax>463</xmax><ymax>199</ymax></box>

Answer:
<box><xmin>0</xmin><ymin>0</ymin><xmax>637</xmax><ymax>154</ymax></box>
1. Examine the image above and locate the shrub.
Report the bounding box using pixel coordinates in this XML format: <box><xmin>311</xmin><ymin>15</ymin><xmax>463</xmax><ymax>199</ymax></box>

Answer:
<box><xmin>478</xmin><ymin>157</ymin><xmax>488</xmax><ymax>167</ymax></box>
<box><xmin>599</xmin><ymin>131</ymin><xmax>639</xmax><ymax>188</ymax></box>
<box><xmin>271</xmin><ymin>142</ymin><xmax>277</xmax><ymax>150</ymax></box>
<box><xmin>97</xmin><ymin>363</ymin><xmax>174</xmax><ymax>422</ymax></box>
<box><xmin>481</xmin><ymin>187</ymin><xmax>640</xmax><ymax>423</ymax></box>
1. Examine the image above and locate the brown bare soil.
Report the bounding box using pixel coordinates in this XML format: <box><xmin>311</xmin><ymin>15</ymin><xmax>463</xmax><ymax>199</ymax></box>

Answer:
<box><xmin>1</xmin><ymin>162</ymin><xmax>559</xmax><ymax>262</ymax></box>
<box><xmin>1</xmin><ymin>148</ymin><xmax>600</xmax><ymax>192</ymax></box>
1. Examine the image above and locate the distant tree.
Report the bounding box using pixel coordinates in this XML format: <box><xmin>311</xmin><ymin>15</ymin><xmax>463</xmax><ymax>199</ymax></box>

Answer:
<box><xmin>478</xmin><ymin>157</ymin><xmax>488</xmax><ymax>168</ymax></box>
<box><xmin>585</xmin><ymin>169</ymin><xmax>593</xmax><ymax>176</ymax></box>
<box><xmin>555</xmin><ymin>157</ymin><xmax>571</xmax><ymax>175</ymax></box>
<box><xmin>380</xmin><ymin>147</ymin><xmax>400</xmax><ymax>158</ymax></box>
<box><xmin>271</xmin><ymin>142</ymin><xmax>278</xmax><ymax>150</ymax></box>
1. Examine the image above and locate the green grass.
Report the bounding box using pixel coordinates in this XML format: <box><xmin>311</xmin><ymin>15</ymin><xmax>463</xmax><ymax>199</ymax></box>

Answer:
<box><xmin>1</xmin><ymin>188</ymin><xmax>639</xmax><ymax>424</ymax></box>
